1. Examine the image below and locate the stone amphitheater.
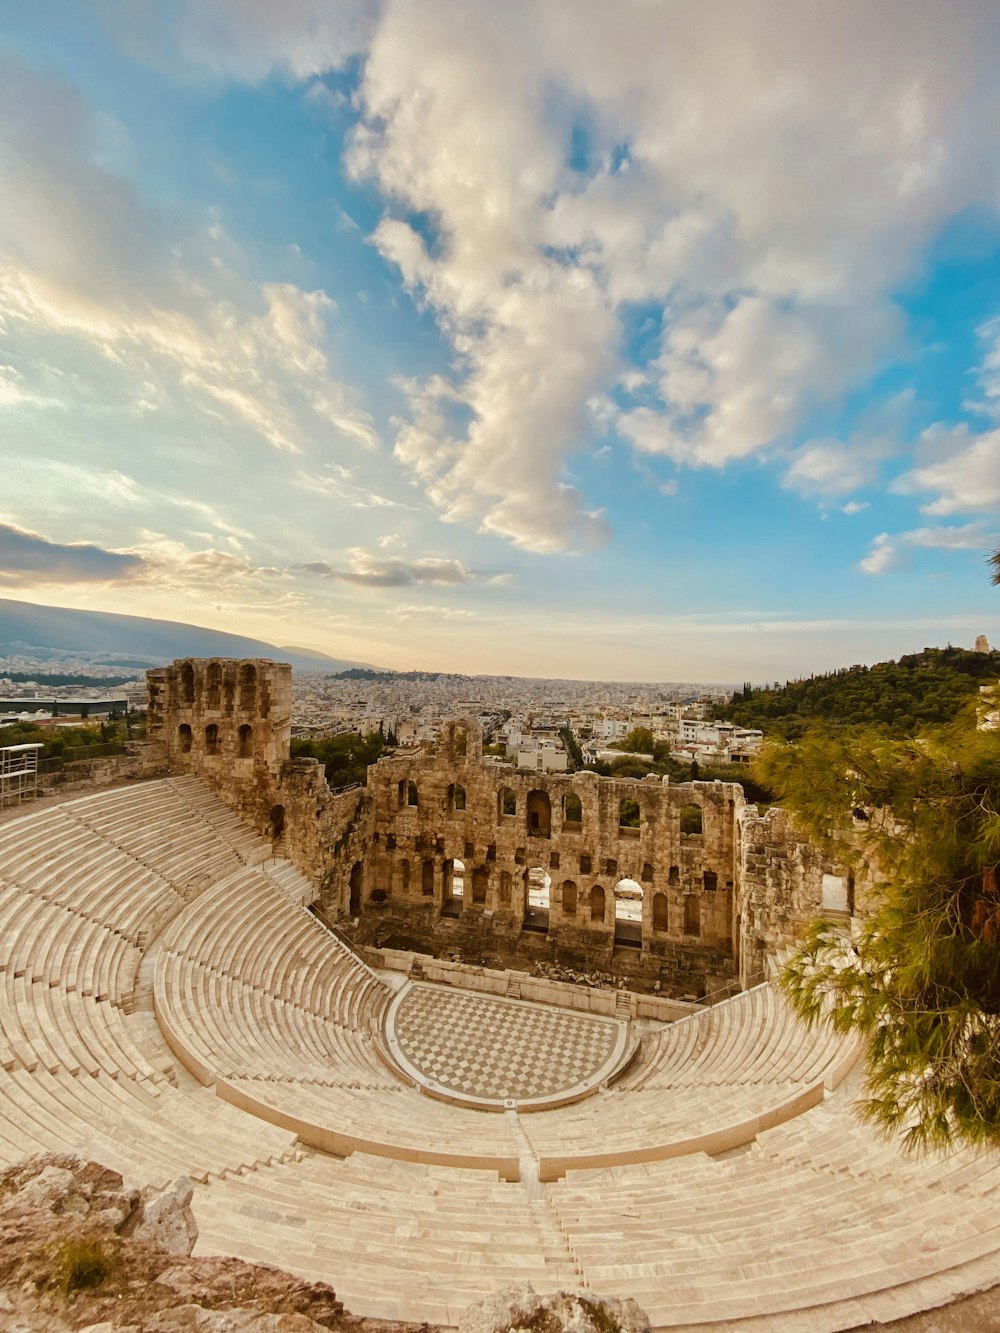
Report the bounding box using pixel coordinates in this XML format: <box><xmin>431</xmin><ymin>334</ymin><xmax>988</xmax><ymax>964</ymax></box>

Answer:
<box><xmin>2</xmin><ymin>656</ymin><xmax>1000</xmax><ymax>1330</ymax></box>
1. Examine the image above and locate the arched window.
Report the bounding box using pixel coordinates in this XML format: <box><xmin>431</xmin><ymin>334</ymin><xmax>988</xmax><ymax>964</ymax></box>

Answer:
<box><xmin>178</xmin><ymin>723</ymin><xmax>192</xmax><ymax>753</ymax></box>
<box><xmin>619</xmin><ymin>798</ymin><xmax>640</xmax><ymax>830</ymax></box>
<box><xmin>590</xmin><ymin>884</ymin><xmax>606</xmax><ymax>924</ymax></box>
<box><xmin>526</xmin><ymin>790</ymin><xmax>551</xmax><ymax>837</ymax></box>
<box><xmin>499</xmin><ymin>787</ymin><xmax>516</xmax><ymax>818</ymax></box>
<box><xmin>668</xmin><ymin>865</ymin><xmax>680</xmax><ymax>887</ymax></box>
<box><xmin>562</xmin><ymin>791</ymin><xmax>582</xmax><ymax>826</ymax></box>
<box><xmin>400</xmin><ymin>859</ymin><xmax>411</xmax><ymax>893</ymax></box>
<box><xmin>653</xmin><ymin>892</ymin><xmax>669</xmax><ymax>931</ymax></box>
<box><xmin>562</xmin><ymin>880</ymin><xmax>577</xmax><ymax>915</ymax></box>
<box><xmin>527</xmin><ymin>866</ymin><xmax>550</xmax><ymax>909</ymax></box>
<box><xmin>406</xmin><ymin>780</ymin><xmax>418</xmax><ymax>808</ymax></box>
<box><xmin>205</xmin><ymin>723</ymin><xmax>220</xmax><ymax>755</ymax></box>
<box><xmin>613</xmin><ymin>878</ymin><xmax>643</xmax><ymax>947</ymax></box>
<box><xmin>703</xmin><ymin>870</ymin><xmax>718</xmax><ymax>892</ymax></box>
<box><xmin>641</xmin><ymin>862</ymin><xmax>654</xmax><ymax>882</ymax></box>
<box><xmin>448</xmin><ymin>782</ymin><xmax>467</xmax><ymax>812</ymax></box>
<box><xmin>238</xmin><ymin>723</ymin><xmax>252</xmax><ymax>757</ymax></box>
<box><xmin>680</xmin><ymin>803</ymin><xmax>703</xmax><ymax>835</ymax></box>
<box><xmin>684</xmin><ymin>895</ymin><xmax>701</xmax><ymax>936</ymax></box>
<box><xmin>180</xmin><ymin>661</ymin><xmax>195</xmax><ymax>706</ymax></box>
<box><xmin>453</xmin><ymin>726</ymin><xmax>467</xmax><ymax>758</ymax></box>
<box><xmin>421</xmin><ymin>860</ymin><xmax>435</xmax><ymax>896</ymax></box>
<box><xmin>206</xmin><ymin>661</ymin><xmax>222</xmax><ymax>710</ymax></box>
<box><xmin>238</xmin><ymin>662</ymin><xmax>257</xmax><ymax>711</ymax></box>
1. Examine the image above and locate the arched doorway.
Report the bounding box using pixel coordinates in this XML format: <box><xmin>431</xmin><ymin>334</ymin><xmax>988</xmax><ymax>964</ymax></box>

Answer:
<box><xmin>523</xmin><ymin>865</ymin><xmax>551</xmax><ymax>932</ymax></box>
<box><xmin>349</xmin><ymin>861</ymin><xmax>363</xmax><ymax>916</ymax></box>
<box><xmin>613</xmin><ymin>878</ymin><xmax>643</xmax><ymax>948</ymax></box>
<box><xmin>442</xmin><ymin>858</ymin><xmax>465</xmax><ymax>917</ymax></box>
<box><xmin>526</xmin><ymin>790</ymin><xmax>551</xmax><ymax>838</ymax></box>
<box><xmin>268</xmin><ymin>804</ymin><xmax>285</xmax><ymax>841</ymax></box>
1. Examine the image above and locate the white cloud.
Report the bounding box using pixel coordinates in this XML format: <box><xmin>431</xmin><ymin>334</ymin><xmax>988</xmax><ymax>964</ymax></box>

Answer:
<box><xmin>333</xmin><ymin>0</ymin><xmax>1000</xmax><ymax>547</ymax></box>
<box><xmin>0</xmin><ymin>58</ymin><xmax>377</xmax><ymax>467</ymax></box>
<box><xmin>858</xmin><ymin>532</ymin><xmax>899</xmax><ymax>576</ymax></box>
<box><xmin>858</xmin><ymin>521</ymin><xmax>995</xmax><ymax>575</ymax></box>
<box><xmin>292</xmin><ymin>547</ymin><xmax>487</xmax><ymax>587</ymax></box>
<box><xmin>842</xmin><ymin>501</ymin><xmax>870</xmax><ymax>515</ymax></box>
<box><xmin>782</xmin><ymin>440</ymin><xmax>884</xmax><ymax>499</ymax></box>
<box><xmin>892</xmin><ymin>423</ymin><xmax>1000</xmax><ymax>515</ymax></box>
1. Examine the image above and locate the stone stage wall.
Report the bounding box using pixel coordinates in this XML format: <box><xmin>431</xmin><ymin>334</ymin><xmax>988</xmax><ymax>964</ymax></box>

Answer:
<box><xmin>145</xmin><ymin>658</ymin><xmax>849</xmax><ymax>994</ymax></box>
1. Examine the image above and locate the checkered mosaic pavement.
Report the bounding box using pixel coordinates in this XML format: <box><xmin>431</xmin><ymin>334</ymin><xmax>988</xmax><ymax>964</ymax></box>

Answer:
<box><xmin>392</xmin><ymin>984</ymin><xmax>621</xmax><ymax>1100</ymax></box>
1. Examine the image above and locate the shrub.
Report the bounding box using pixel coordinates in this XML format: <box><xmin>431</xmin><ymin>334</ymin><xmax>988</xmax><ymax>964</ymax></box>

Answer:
<box><xmin>54</xmin><ymin>1237</ymin><xmax>110</xmax><ymax>1293</ymax></box>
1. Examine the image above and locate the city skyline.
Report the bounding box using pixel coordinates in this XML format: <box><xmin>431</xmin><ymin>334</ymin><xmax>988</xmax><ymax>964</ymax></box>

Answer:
<box><xmin>2</xmin><ymin>2</ymin><xmax>999</xmax><ymax>680</ymax></box>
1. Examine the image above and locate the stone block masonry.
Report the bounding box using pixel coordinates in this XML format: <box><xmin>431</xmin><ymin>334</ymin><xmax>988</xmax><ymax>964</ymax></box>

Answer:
<box><xmin>147</xmin><ymin>659</ymin><xmax>848</xmax><ymax>993</ymax></box>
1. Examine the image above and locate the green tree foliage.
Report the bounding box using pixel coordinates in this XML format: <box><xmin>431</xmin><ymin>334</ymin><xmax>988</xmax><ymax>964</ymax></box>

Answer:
<box><xmin>717</xmin><ymin>646</ymin><xmax>1000</xmax><ymax>739</ymax></box>
<box><xmin>290</xmin><ymin>730</ymin><xmax>387</xmax><ymax>790</ymax></box>
<box><xmin>620</xmin><ymin>726</ymin><xmax>656</xmax><ymax>753</ymax></box>
<box><xmin>619</xmin><ymin>797</ymin><xmax>641</xmax><ymax>827</ymax></box>
<box><xmin>0</xmin><ymin>719</ymin><xmax>128</xmax><ymax>760</ymax></box>
<box><xmin>759</xmin><ymin>714</ymin><xmax>1000</xmax><ymax>1153</ymax></box>
<box><xmin>559</xmin><ymin>725</ymin><xmax>583</xmax><ymax>769</ymax></box>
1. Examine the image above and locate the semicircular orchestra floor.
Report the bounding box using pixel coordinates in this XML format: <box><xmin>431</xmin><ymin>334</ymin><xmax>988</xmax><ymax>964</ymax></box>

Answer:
<box><xmin>385</xmin><ymin>982</ymin><xmax>630</xmax><ymax>1109</ymax></box>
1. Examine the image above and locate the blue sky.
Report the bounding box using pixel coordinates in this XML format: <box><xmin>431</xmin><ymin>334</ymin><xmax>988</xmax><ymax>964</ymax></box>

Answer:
<box><xmin>1</xmin><ymin>0</ymin><xmax>999</xmax><ymax>680</ymax></box>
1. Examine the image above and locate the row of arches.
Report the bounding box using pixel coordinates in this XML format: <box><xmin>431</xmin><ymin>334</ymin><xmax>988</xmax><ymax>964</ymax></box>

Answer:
<box><xmin>367</xmin><ymin>853</ymin><xmax>709</xmax><ymax>940</ymax></box>
<box><xmin>395</xmin><ymin>778</ymin><xmax>706</xmax><ymax>838</ymax></box>
<box><xmin>178</xmin><ymin>660</ymin><xmax>262</xmax><ymax>714</ymax></box>
<box><xmin>178</xmin><ymin>722</ymin><xmax>253</xmax><ymax>757</ymax></box>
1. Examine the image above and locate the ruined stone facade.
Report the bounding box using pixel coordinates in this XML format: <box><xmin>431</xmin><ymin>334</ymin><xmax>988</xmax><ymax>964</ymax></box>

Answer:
<box><xmin>147</xmin><ymin>658</ymin><xmax>850</xmax><ymax>994</ymax></box>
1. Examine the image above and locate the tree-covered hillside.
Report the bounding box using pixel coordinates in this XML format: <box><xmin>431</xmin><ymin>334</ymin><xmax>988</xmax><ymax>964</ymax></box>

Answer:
<box><xmin>719</xmin><ymin>646</ymin><xmax>1000</xmax><ymax>738</ymax></box>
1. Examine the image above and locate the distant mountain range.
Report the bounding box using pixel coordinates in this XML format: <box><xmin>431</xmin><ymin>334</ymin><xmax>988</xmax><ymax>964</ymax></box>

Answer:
<box><xmin>0</xmin><ymin>599</ymin><xmax>376</xmax><ymax>674</ymax></box>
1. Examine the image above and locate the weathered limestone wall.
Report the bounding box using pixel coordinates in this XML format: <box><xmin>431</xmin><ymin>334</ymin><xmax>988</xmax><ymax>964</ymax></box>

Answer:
<box><xmin>735</xmin><ymin>805</ymin><xmax>837</xmax><ymax>986</ymax></box>
<box><xmin>144</xmin><ymin>662</ymin><xmax>851</xmax><ymax>992</ymax></box>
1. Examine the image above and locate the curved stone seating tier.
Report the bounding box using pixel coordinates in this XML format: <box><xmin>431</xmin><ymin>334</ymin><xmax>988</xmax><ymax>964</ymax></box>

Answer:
<box><xmin>545</xmin><ymin>1080</ymin><xmax>1000</xmax><ymax>1329</ymax></box>
<box><xmin>0</xmin><ymin>879</ymin><xmax>142</xmax><ymax>1010</ymax></box>
<box><xmin>523</xmin><ymin>1081</ymin><xmax>826</xmax><ymax>1180</ymax></box>
<box><xmin>156</xmin><ymin>952</ymin><xmax>397</xmax><ymax>1087</ymax></box>
<box><xmin>622</xmin><ymin>983</ymin><xmax>860</xmax><ymax>1093</ymax></box>
<box><xmin>193</xmin><ymin>1151</ymin><xmax>578</xmax><ymax>1326</ymax></box>
<box><xmin>216</xmin><ymin>1077</ymin><xmax>523</xmax><ymax>1178</ymax></box>
<box><xmin>156</xmin><ymin>871</ymin><xmax>389</xmax><ymax>1033</ymax></box>
<box><xmin>4</xmin><ymin>774</ymin><xmax>1000</xmax><ymax>1328</ymax></box>
<box><xmin>0</xmin><ymin>1066</ymin><xmax>298</xmax><ymax>1191</ymax></box>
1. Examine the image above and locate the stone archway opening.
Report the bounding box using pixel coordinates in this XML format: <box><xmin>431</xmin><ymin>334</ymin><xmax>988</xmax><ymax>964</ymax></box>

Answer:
<box><xmin>613</xmin><ymin>877</ymin><xmax>643</xmax><ymax>949</ymax></box>
<box><xmin>268</xmin><ymin>803</ymin><xmax>285</xmax><ymax>841</ymax></box>
<box><xmin>442</xmin><ymin>857</ymin><xmax>465</xmax><ymax>917</ymax></box>
<box><xmin>523</xmin><ymin>865</ymin><xmax>551</xmax><ymax>933</ymax></box>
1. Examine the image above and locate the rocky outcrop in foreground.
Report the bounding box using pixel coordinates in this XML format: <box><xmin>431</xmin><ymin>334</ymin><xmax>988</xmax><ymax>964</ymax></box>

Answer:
<box><xmin>0</xmin><ymin>1154</ymin><xmax>407</xmax><ymax>1333</ymax></box>
<box><xmin>0</xmin><ymin>1155</ymin><xmax>654</xmax><ymax>1333</ymax></box>
<box><xmin>459</xmin><ymin>1284</ymin><xmax>651</xmax><ymax>1333</ymax></box>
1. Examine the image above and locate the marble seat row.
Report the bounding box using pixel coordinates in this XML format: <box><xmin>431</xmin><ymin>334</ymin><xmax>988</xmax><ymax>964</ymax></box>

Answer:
<box><xmin>545</xmin><ymin>1084</ymin><xmax>1000</xmax><ymax>1327</ymax></box>
<box><xmin>156</xmin><ymin>951</ymin><xmax>396</xmax><ymax>1087</ymax></box>
<box><xmin>217</xmin><ymin>1075</ymin><xmax>523</xmax><ymax>1177</ymax></box>
<box><xmin>0</xmin><ymin>1065</ymin><xmax>298</xmax><ymax>1191</ymax></box>
<box><xmin>624</xmin><ymin>982</ymin><xmax>858</xmax><ymax>1092</ymax></box>
<box><xmin>193</xmin><ymin>1150</ymin><xmax>577</xmax><ymax>1326</ymax></box>
<box><xmin>0</xmin><ymin>879</ymin><xmax>142</xmax><ymax>1008</ymax></box>
<box><xmin>158</xmin><ymin>870</ymin><xmax>388</xmax><ymax>1031</ymax></box>
<box><xmin>521</xmin><ymin>1079</ymin><xmax>824</xmax><ymax>1177</ymax></box>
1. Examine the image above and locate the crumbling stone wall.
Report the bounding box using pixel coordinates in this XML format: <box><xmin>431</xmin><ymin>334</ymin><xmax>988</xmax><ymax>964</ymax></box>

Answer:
<box><xmin>736</xmin><ymin>805</ymin><xmax>840</xmax><ymax>986</ymax></box>
<box><xmin>360</xmin><ymin>716</ymin><xmax>743</xmax><ymax>979</ymax></box>
<box><xmin>147</xmin><ymin>663</ymin><xmax>841</xmax><ymax>989</ymax></box>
